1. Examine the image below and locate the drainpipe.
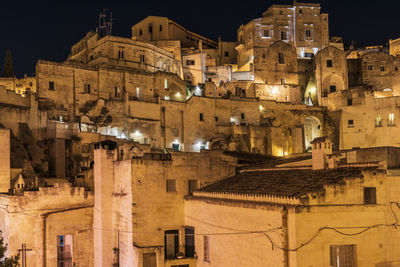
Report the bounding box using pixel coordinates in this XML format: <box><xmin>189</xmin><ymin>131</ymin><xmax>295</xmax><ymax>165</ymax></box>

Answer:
<box><xmin>281</xmin><ymin>206</ymin><xmax>289</xmax><ymax>267</ymax></box>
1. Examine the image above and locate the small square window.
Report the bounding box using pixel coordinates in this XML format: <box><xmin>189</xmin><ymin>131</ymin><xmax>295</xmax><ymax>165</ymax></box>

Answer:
<box><xmin>281</xmin><ymin>78</ymin><xmax>286</xmax><ymax>85</ymax></box>
<box><xmin>241</xmin><ymin>113</ymin><xmax>245</xmax><ymax>119</ymax></box>
<box><xmin>159</xmin><ymin>25</ymin><xmax>163</xmax><ymax>32</ymax></box>
<box><xmin>347</xmin><ymin>98</ymin><xmax>353</xmax><ymax>106</ymax></box>
<box><xmin>263</xmin><ymin>30</ymin><xmax>270</xmax><ymax>37</ymax></box>
<box><xmin>199</xmin><ymin>113</ymin><xmax>204</xmax><ymax>121</ymax></box>
<box><xmin>327</xmin><ymin>60</ymin><xmax>333</xmax><ymax>68</ymax></box>
<box><xmin>380</xmin><ymin>66</ymin><xmax>385</xmax><ymax>72</ymax></box>
<box><xmin>368</xmin><ymin>65</ymin><xmax>373</xmax><ymax>71</ymax></box>
<box><xmin>214</xmin><ymin>116</ymin><xmax>219</xmax><ymax>122</ymax></box>
<box><xmin>186</xmin><ymin>60</ymin><xmax>195</xmax><ymax>66</ymax></box>
<box><xmin>262</xmin><ymin>53</ymin><xmax>266</xmax><ymax>59</ymax></box>
<box><xmin>329</xmin><ymin>85</ymin><xmax>336</xmax><ymax>93</ymax></box>
<box><xmin>49</xmin><ymin>81</ymin><xmax>55</xmax><ymax>91</ymax></box>
<box><xmin>140</xmin><ymin>54</ymin><xmax>145</xmax><ymax>63</ymax></box>
<box><xmin>364</xmin><ymin>187</ymin><xmax>376</xmax><ymax>204</ymax></box>
<box><xmin>348</xmin><ymin>120</ymin><xmax>354</xmax><ymax>127</ymax></box>
<box><xmin>166</xmin><ymin>179</ymin><xmax>176</xmax><ymax>193</ymax></box>
<box><xmin>224</xmin><ymin>51</ymin><xmax>229</xmax><ymax>57</ymax></box>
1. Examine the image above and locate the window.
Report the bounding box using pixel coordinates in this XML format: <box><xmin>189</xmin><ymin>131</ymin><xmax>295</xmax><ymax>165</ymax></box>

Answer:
<box><xmin>279</xmin><ymin>10</ymin><xmax>283</xmax><ymax>15</ymax></box>
<box><xmin>224</xmin><ymin>51</ymin><xmax>229</xmax><ymax>57</ymax></box>
<box><xmin>114</xmin><ymin>86</ymin><xmax>120</xmax><ymax>98</ymax></box>
<box><xmin>368</xmin><ymin>65</ymin><xmax>373</xmax><ymax>71</ymax></box>
<box><xmin>280</xmin><ymin>31</ymin><xmax>287</xmax><ymax>41</ymax></box>
<box><xmin>263</xmin><ymin>30</ymin><xmax>270</xmax><ymax>37</ymax></box>
<box><xmin>159</xmin><ymin>25</ymin><xmax>163</xmax><ymax>32</ymax></box>
<box><xmin>305</xmin><ymin>29</ymin><xmax>312</xmax><ymax>39</ymax></box>
<box><xmin>203</xmin><ymin>236</ymin><xmax>210</xmax><ymax>262</ymax></box>
<box><xmin>165</xmin><ymin>230</ymin><xmax>179</xmax><ymax>259</ymax></box>
<box><xmin>364</xmin><ymin>187</ymin><xmax>376</xmax><ymax>204</ymax></box>
<box><xmin>172</xmin><ymin>143</ymin><xmax>180</xmax><ymax>151</ymax></box>
<box><xmin>139</xmin><ymin>29</ymin><xmax>143</xmax><ymax>36</ymax></box>
<box><xmin>136</xmin><ymin>87</ymin><xmax>140</xmax><ymax>98</ymax></box>
<box><xmin>49</xmin><ymin>81</ymin><xmax>55</xmax><ymax>91</ymax></box>
<box><xmin>149</xmin><ymin>23</ymin><xmax>153</xmax><ymax>33</ymax></box>
<box><xmin>262</xmin><ymin>53</ymin><xmax>266</xmax><ymax>59</ymax></box>
<box><xmin>278</xmin><ymin>53</ymin><xmax>285</xmax><ymax>64</ymax></box>
<box><xmin>347</xmin><ymin>98</ymin><xmax>353</xmax><ymax>106</ymax></box>
<box><xmin>241</xmin><ymin>113</ymin><xmax>245</xmax><ymax>119</ymax></box>
<box><xmin>396</xmin><ymin>67</ymin><xmax>399</xmax><ymax>72</ymax></box>
<box><xmin>140</xmin><ymin>54</ymin><xmax>145</xmax><ymax>63</ymax></box>
<box><xmin>166</xmin><ymin>179</ymin><xmax>176</xmax><ymax>193</ymax></box>
<box><xmin>84</xmin><ymin>83</ymin><xmax>91</xmax><ymax>94</ymax></box>
<box><xmin>143</xmin><ymin>253</ymin><xmax>157</xmax><ymax>267</ymax></box>
<box><xmin>348</xmin><ymin>120</ymin><xmax>354</xmax><ymax>127</ymax></box>
<box><xmin>57</xmin><ymin>235</ymin><xmax>73</xmax><ymax>267</ymax></box>
<box><xmin>327</xmin><ymin>60</ymin><xmax>333</xmax><ymax>68</ymax></box>
<box><xmin>214</xmin><ymin>116</ymin><xmax>219</xmax><ymax>122</ymax></box>
<box><xmin>185</xmin><ymin>227</ymin><xmax>195</xmax><ymax>258</ymax></box>
<box><xmin>118</xmin><ymin>50</ymin><xmax>124</xmax><ymax>59</ymax></box>
<box><xmin>330</xmin><ymin>85</ymin><xmax>336</xmax><ymax>93</ymax></box>
<box><xmin>188</xmin><ymin>180</ymin><xmax>198</xmax><ymax>195</ymax></box>
<box><xmin>186</xmin><ymin>60</ymin><xmax>195</xmax><ymax>66</ymax></box>
<box><xmin>389</xmin><ymin>113</ymin><xmax>395</xmax><ymax>126</ymax></box>
<box><xmin>299</xmin><ymin>9</ymin><xmax>303</xmax><ymax>15</ymax></box>
<box><xmin>281</xmin><ymin>78</ymin><xmax>286</xmax><ymax>85</ymax></box>
<box><xmin>380</xmin><ymin>66</ymin><xmax>385</xmax><ymax>72</ymax></box>
<box><xmin>305</xmin><ymin>52</ymin><xmax>313</xmax><ymax>58</ymax></box>
<box><xmin>330</xmin><ymin>245</ymin><xmax>357</xmax><ymax>267</ymax></box>
<box><xmin>164</xmin><ymin>79</ymin><xmax>168</xmax><ymax>89</ymax></box>
<box><xmin>376</xmin><ymin>115</ymin><xmax>382</xmax><ymax>127</ymax></box>
<box><xmin>199</xmin><ymin>113</ymin><xmax>204</xmax><ymax>121</ymax></box>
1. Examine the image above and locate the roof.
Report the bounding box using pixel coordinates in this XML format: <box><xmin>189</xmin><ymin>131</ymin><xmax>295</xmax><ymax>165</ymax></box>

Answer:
<box><xmin>198</xmin><ymin>167</ymin><xmax>378</xmax><ymax>198</ymax></box>
<box><xmin>310</xmin><ymin>136</ymin><xmax>328</xmax><ymax>144</ymax></box>
<box><xmin>239</xmin><ymin>154</ymin><xmax>312</xmax><ymax>170</ymax></box>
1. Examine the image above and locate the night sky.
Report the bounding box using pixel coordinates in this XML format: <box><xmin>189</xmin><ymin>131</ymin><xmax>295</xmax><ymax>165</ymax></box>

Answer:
<box><xmin>1</xmin><ymin>0</ymin><xmax>399</xmax><ymax>77</ymax></box>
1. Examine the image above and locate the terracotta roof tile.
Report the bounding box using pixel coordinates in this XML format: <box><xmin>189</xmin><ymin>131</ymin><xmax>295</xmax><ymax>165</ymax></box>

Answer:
<box><xmin>199</xmin><ymin>167</ymin><xmax>377</xmax><ymax>198</ymax></box>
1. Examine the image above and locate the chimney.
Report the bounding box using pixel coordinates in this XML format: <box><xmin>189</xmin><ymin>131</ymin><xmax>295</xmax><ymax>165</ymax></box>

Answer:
<box><xmin>311</xmin><ymin>136</ymin><xmax>332</xmax><ymax>170</ymax></box>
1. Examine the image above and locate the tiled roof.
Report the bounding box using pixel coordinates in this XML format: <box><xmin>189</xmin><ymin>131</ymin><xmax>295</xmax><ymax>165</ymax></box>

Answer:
<box><xmin>239</xmin><ymin>155</ymin><xmax>312</xmax><ymax>170</ymax></box>
<box><xmin>198</xmin><ymin>167</ymin><xmax>377</xmax><ymax>198</ymax></box>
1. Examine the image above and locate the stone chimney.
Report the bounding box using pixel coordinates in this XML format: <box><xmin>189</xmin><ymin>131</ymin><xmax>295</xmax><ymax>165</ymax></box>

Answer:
<box><xmin>311</xmin><ymin>136</ymin><xmax>332</xmax><ymax>170</ymax></box>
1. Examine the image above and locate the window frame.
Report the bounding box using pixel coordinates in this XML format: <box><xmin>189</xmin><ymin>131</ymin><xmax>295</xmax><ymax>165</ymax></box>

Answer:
<box><xmin>364</xmin><ymin>187</ymin><xmax>377</xmax><ymax>204</ymax></box>
<box><xmin>166</xmin><ymin>179</ymin><xmax>177</xmax><ymax>193</ymax></box>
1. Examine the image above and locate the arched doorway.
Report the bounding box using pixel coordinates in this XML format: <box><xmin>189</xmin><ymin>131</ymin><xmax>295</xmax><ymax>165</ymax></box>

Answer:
<box><xmin>304</xmin><ymin>116</ymin><xmax>322</xmax><ymax>151</ymax></box>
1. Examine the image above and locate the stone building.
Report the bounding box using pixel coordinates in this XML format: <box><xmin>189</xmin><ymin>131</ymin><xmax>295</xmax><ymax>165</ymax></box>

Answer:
<box><xmin>131</xmin><ymin>16</ymin><xmax>217</xmax><ymax>50</ymax></box>
<box><xmin>315</xmin><ymin>46</ymin><xmax>348</xmax><ymax>105</ymax></box>
<box><xmin>93</xmin><ymin>140</ymin><xmax>238</xmax><ymax>267</ymax></box>
<box><xmin>0</xmin><ymin>75</ymin><xmax>36</xmax><ymax>96</ymax></box>
<box><xmin>68</xmin><ymin>32</ymin><xmax>183</xmax><ymax>78</ymax></box>
<box><xmin>236</xmin><ymin>2</ymin><xmax>329</xmax><ymax>73</ymax></box>
<box><xmin>0</xmin><ymin>128</ymin><xmax>94</xmax><ymax>267</ymax></box>
<box><xmin>328</xmin><ymin>88</ymin><xmax>400</xmax><ymax>149</ymax></box>
<box><xmin>185</xmin><ymin>138</ymin><xmax>400</xmax><ymax>267</ymax></box>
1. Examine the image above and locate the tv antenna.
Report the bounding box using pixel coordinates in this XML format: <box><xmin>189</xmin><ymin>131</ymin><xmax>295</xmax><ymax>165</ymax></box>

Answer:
<box><xmin>98</xmin><ymin>9</ymin><xmax>113</xmax><ymax>37</ymax></box>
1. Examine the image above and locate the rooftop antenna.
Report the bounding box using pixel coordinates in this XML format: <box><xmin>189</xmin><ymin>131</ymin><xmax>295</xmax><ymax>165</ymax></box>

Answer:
<box><xmin>98</xmin><ymin>9</ymin><xmax>113</xmax><ymax>38</ymax></box>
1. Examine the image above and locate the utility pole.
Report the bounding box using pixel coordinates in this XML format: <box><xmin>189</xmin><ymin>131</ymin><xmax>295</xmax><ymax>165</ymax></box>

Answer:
<box><xmin>18</xmin><ymin>243</ymin><xmax>32</xmax><ymax>267</ymax></box>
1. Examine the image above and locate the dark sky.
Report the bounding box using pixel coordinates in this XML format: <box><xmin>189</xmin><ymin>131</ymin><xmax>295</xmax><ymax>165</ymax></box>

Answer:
<box><xmin>1</xmin><ymin>0</ymin><xmax>399</xmax><ymax>77</ymax></box>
